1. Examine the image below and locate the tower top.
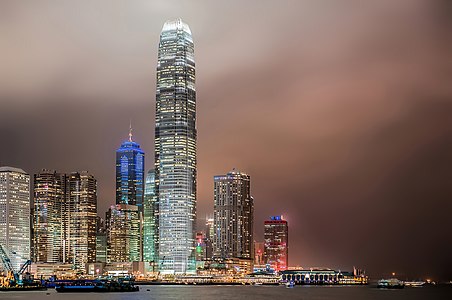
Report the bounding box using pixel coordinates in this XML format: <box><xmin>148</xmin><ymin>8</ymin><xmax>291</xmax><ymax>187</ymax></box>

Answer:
<box><xmin>162</xmin><ymin>18</ymin><xmax>191</xmax><ymax>35</ymax></box>
<box><xmin>129</xmin><ymin>120</ymin><xmax>133</xmax><ymax>142</ymax></box>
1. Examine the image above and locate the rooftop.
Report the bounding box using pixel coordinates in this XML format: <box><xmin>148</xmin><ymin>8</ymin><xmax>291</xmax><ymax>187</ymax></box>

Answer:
<box><xmin>162</xmin><ymin>18</ymin><xmax>191</xmax><ymax>35</ymax></box>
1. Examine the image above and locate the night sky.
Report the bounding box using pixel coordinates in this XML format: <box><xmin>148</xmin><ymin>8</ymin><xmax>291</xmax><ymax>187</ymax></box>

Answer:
<box><xmin>1</xmin><ymin>1</ymin><xmax>451</xmax><ymax>280</ymax></box>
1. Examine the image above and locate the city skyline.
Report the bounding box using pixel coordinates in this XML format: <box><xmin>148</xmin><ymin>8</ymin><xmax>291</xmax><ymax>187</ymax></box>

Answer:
<box><xmin>0</xmin><ymin>1</ymin><xmax>451</xmax><ymax>280</ymax></box>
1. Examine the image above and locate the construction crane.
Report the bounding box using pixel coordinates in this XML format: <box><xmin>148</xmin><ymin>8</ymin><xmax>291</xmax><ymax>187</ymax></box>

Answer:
<box><xmin>0</xmin><ymin>245</ymin><xmax>32</xmax><ymax>287</ymax></box>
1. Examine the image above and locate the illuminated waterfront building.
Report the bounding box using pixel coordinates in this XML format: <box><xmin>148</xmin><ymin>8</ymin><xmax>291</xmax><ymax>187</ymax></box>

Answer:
<box><xmin>254</xmin><ymin>241</ymin><xmax>265</xmax><ymax>266</ymax></box>
<box><xmin>32</xmin><ymin>170</ymin><xmax>67</xmax><ymax>263</ymax></box>
<box><xmin>66</xmin><ymin>172</ymin><xmax>97</xmax><ymax>269</ymax></box>
<box><xmin>213</xmin><ymin>170</ymin><xmax>254</xmax><ymax>261</ymax></box>
<box><xmin>205</xmin><ymin>218</ymin><xmax>214</xmax><ymax>259</ymax></box>
<box><xmin>33</xmin><ymin>170</ymin><xmax>97</xmax><ymax>270</ymax></box>
<box><xmin>108</xmin><ymin>127</ymin><xmax>144</xmax><ymax>262</ymax></box>
<box><xmin>106</xmin><ymin>204</ymin><xmax>140</xmax><ymax>262</ymax></box>
<box><xmin>116</xmin><ymin>125</ymin><xmax>145</xmax><ymax>209</ymax></box>
<box><xmin>96</xmin><ymin>217</ymin><xmax>107</xmax><ymax>263</ymax></box>
<box><xmin>0</xmin><ymin>167</ymin><xmax>30</xmax><ymax>271</ymax></box>
<box><xmin>264</xmin><ymin>215</ymin><xmax>288</xmax><ymax>271</ymax></box>
<box><xmin>155</xmin><ymin>18</ymin><xmax>197</xmax><ymax>274</ymax></box>
<box><xmin>143</xmin><ymin>169</ymin><xmax>158</xmax><ymax>263</ymax></box>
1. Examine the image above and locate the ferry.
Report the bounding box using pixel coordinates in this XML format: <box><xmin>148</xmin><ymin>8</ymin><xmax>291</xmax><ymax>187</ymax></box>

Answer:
<box><xmin>377</xmin><ymin>278</ymin><xmax>404</xmax><ymax>289</ymax></box>
<box><xmin>404</xmin><ymin>281</ymin><xmax>425</xmax><ymax>287</ymax></box>
<box><xmin>55</xmin><ymin>279</ymin><xmax>139</xmax><ymax>293</ymax></box>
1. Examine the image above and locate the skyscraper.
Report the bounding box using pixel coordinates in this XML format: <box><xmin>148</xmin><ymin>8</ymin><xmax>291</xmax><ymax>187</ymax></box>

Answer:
<box><xmin>213</xmin><ymin>170</ymin><xmax>254</xmax><ymax>261</ymax></box>
<box><xmin>143</xmin><ymin>169</ymin><xmax>158</xmax><ymax>263</ymax></box>
<box><xmin>116</xmin><ymin>125</ymin><xmax>145</xmax><ymax>209</ymax></box>
<box><xmin>0</xmin><ymin>167</ymin><xmax>30</xmax><ymax>271</ymax></box>
<box><xmin>108</xmin><ymin>127</ymin><xmax>144</xmax><ymax>262</ymax></box>
<box><xmin>33</xmin><ymin>170</ymin><xmax>67</xmax><ymax>263</ymax></box>
<box><xmin>66</xmin><ymin>172</ymin><xmax>97</xmax><ymax>269</ymax></box>
<box><xmin>32</xmin><ymin>170</ymin><xmax>97</xmax><ymax>270</ymax></box>
<box><xmin>264</xmin><ymin>215</ymin><xmax>288</xmax><ymax>271</ymax></box>
<box><xmin>155</xmin><ymin>18</ymin><xmax>197</xmax><ymax>274</ymax></box>
<box><xmin>106</xmin><ymin>204</ymin><xmax>140</xmax><ymax>262</ymax></box>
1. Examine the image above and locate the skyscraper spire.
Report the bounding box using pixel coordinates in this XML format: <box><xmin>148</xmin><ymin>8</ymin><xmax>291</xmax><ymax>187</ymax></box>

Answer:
<box><xmin>129</xmin><ymin>120</ymin><xmax>133</xmax><ymax>142</ymax></box>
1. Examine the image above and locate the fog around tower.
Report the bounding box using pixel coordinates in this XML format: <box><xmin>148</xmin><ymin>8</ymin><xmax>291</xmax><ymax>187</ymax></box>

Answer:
<box><xmin>0</xmin><ymin>0</ymin><xmax>451</xmax><ymax>280</ymax></box>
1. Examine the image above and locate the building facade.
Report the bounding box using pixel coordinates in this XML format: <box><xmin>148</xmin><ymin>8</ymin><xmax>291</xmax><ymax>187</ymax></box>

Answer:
<box><xmin>108</xmin><ymin>128</ymin><xmax>144</xmax><ymax>262</ymax></box>
<box><xmin>106</xmin><ymin>204</ymin><xmax>140</xmax><ymax>262</ymax></box>
<box><xmin>155</xmin><ymin>18</ymin><xmax>197</xmax><ymax>274</ymax></box>
<box><xmin>66</xmin><ymin>172</ymin><xmax>97</xmax><ymax>269</ymax></box>
<box><xmin>33</xmin><ymin>170</ymin><xmax>67</xmax><ymax>264</ymax></box>
<box><xmin>0</xmin><ymin>167</ymin><xmax>30</xmax><ymax>271</ymax></box>
<box><xmin>205</xmin><ymin>218</ymin><xmax>214</xmax><ymax>260</ymax></box>
<box><xmin>32</xmin><ymin>170</ymin><xmax>97</xmax><ymax>270</ymax></box>
<box><xmin>115</xmin><ymin>127</ymin><xmax>145</xmax><ymax>209</ymax></box>
<box><xmin>213</xmin><ymin>170</ymin><xmax>254</xmax><ymax>261</ymax></box>
<box><xmin>143</xmin><ymin>169</ymin><xmax>158</xmax><ymax>263</ymax></box>
<box><xmin>264</xmin><ymin>216</ymin><xmax>288</xmax><ymax>272</ymax></box>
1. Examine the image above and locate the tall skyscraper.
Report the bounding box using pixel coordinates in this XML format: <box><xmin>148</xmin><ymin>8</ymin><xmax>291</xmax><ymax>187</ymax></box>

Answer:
<box><xmin>66</xmin><ymin>172</ymin><xmax>97</xmax><ymax>269</ymax></box>
<box><xmin>108</xmin><ymin>127</ymin><xmax>144</xmax><ymax>262</ymax></box>
<box><xmin>116</xmin><ymin>125</ymin><xmax>145</xmax><ymax>209</ymax></box>
<box><xmin>33</xmin><ymin>169</ymin><xmax>97</xmax><ymax>270</ymax></box>
<box><xmin>264</xmin><ymin>215</ymin><xmax>288</xmax><ymax>271</ymax></box>
<box><xmin>213</xmin><ymin>170</ymin><xmax>254</xmax><ymax>261</ymax></box>
<box><xmin>143</xmin><ymin>169</ymin><xmax>158</xmax><ymax>263</ymax></box>
<box><xmin>155</xmin><ymin>18</ymin><xmax>197</xmax><ymax>274</ymax></box>
<box><xmin>0</xmin><ymin>167</ymin><xmax>30</xmax><ymax>271</ymax></box>
<box><xmin>33</xmin><ymin>170</ymin><xmax>67</xmax><ymax>263</ymax></box>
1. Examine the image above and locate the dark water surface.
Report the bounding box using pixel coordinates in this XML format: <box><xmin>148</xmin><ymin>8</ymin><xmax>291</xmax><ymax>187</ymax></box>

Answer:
<box><xmin>1</xmin><ymin>285</ymin><xmax>451</xmax><ymax>300</ymax></box>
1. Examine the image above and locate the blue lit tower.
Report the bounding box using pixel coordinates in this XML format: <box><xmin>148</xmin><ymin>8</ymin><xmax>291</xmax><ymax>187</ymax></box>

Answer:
<box><xmin>109</xmin><ymin>125</ymin><xmax>144</xmax><ymax>262</ymax></box>
<box><xmin>155</xmin><ymin>19</ymin><xmax>197</xmax><ymax>274</ymax></box>
<box><xmin>116</xmin><ymin>125</ymin><xmax>145</xmax><ymax>210</ymax></box>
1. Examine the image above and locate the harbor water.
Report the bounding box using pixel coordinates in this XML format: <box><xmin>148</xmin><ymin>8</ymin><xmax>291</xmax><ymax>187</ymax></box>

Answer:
<box><xmin>0</xmin><ymin>285</ymin><xmax>451</xmax><ymax>300</ymax></box>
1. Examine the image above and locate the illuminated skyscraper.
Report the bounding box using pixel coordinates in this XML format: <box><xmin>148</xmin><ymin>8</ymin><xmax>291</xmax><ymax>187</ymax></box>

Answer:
<box><xmin>33</xmin><ymin>170</ymin><xmax>97</xmax><ymax>270</ymax></box>
<box><xmin>108</xmin><ymin>127</ymin><xmax>144</xmax><ymax>262</ymax></box>
<box><xmin>264</xmin><ymin>216</ymin><xmax>288</xmax><ymax>271</ymax></box>
<box><xmin>155</xmin><ymin>19</ymin><xmax>197</xmax><ymax>274</ymax></box>
<box><xmin>32</xmin><ymin>170</ymin><xmax>67</xmax><ymax>263</ymax></box>
<box><xmin>106</xmin><ymin>204</ymin><xmax>140</xmax><ymax>262</ymax></box>
<box><xmin>0</xmin><ymin>166</ymin><xmax>30</xmax><ymax>271</ymax></box>
<box><xmin>66</xmin><ymin>172</ymin><xmax>97</xmax><ymax>269</ymax></box>
<box><xmin>143</xmin><ymin>169</ymin><xmax>158</xmax><ymax>263</ymax></box>
<box><xmin>116</xmin><ymin>125</ymin><xmax>145</xmax><ymax>209</ymax></box>
<box><xmin>213</xmin><ymin>170</ymin><xmax>254</xmax><ymax>260</ymax></box>
<box><xmin>205</xmin><ymin>218</ymin><xmax>214</xmax><ymax>259</ymax></box>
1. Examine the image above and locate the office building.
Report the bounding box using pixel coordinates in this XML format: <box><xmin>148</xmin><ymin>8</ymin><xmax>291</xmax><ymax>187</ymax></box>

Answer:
<box><xmin>0</xmin><ymin>167</ymin><xmax>30</xmax><ymax>271</ymax></box>
<box><xmin>66</xmin><ymin>172</ymin><xmax>97</xmax><ymax>269</ymax></box>
<box><xmin>106</xmin><ymin>204</ymin><xmax>140</xmax><ymax>262</ymax></box>
<box><xmin>264</xmin><ymin>215</ymin><xmax>288</xmax><ymax>272</ymax></box>
<box><xmin>116</xmin><ymin>125</ymin><xmax>145</xmax><ymax>209</ymax></box>
<box><xmin>143</xmin><ymin>169</ymin><xmax>158</xmax><ymax>263</ymax></box>
<box><xmin>108</xmin><ymin>127</ymin><xmax>144</xmax><ymax>262</ymax></box>
<box><xmin>213</xmin><ymin>170</ymin><xmax>254</xmax><ymax>261</ymax></box>
<box><xmin>33</xmin><ymin>170</ymin><xmax>97</xmax><ymax>270</ymax></box>
<box><xmin>155</xmin><ymin>18</ymin><xmax>197</xmax><ymax>274</ymax></box>
<box><xmin>33</xmin><ymin>170</ymin><xmax>67</xmax><ymax>263</ymax></box>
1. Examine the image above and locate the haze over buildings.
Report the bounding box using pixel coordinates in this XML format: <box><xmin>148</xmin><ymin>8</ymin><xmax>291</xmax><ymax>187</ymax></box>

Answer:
<box><xmin>0</xmin><ymin>1</ymin><xmax>451</xmax><ymax>280</ymax></box>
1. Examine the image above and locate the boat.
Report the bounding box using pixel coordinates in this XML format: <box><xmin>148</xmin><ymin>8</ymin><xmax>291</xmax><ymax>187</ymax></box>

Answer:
<box><xmin>377</xmin><ymin>278</ymin><xmax>404</xmax><ymax>289</ymax></box>
<box><xmin>404</xmin><ymin>281</ymin><xmax>425</xmax><ymax>287</ymax></box>
<box><xmin>55</xmin><ymin>279</ymin><xmax>139</xmax><ymax>293</ymax></box>
<box><xmin>285</xmin><ymin>281</ymin><xmax>295</xmax><ymax>288</ymax></box>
